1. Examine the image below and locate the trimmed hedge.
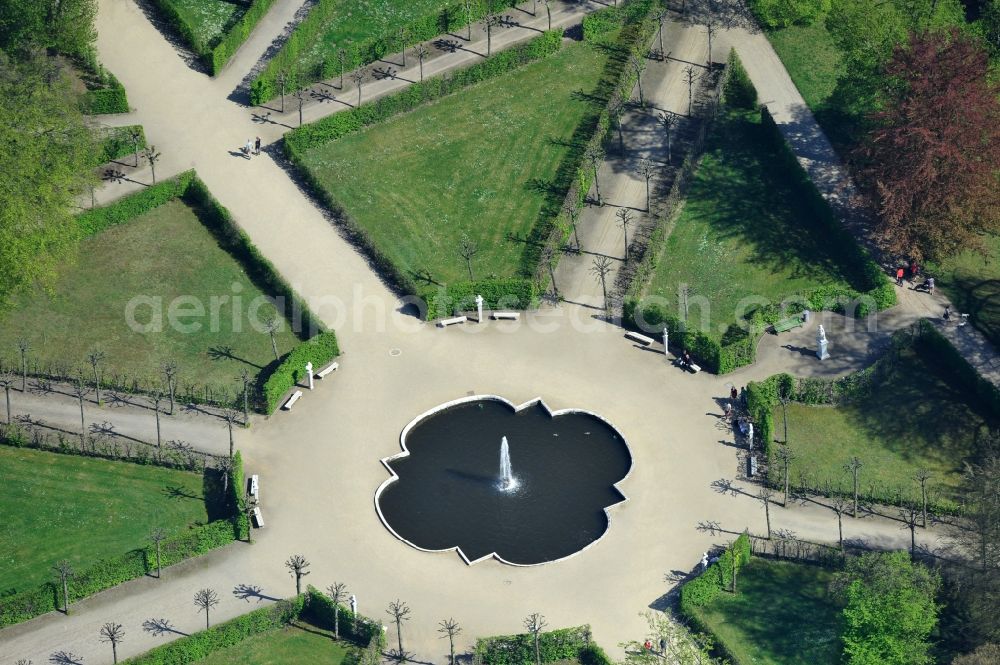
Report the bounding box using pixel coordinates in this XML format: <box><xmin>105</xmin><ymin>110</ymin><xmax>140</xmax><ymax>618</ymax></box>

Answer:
<box><xmin>0</xmin><ymin>458</ymin><xmax>246</xmax><ymax>628</ymax></box>
<box><xmin>748</xmin><ymin>0</ymin><xmax>831</xmax><ymax>28</ymax></box>
<box><xmin>475</xmin><ymin>625</ymin><xmax>592</xmax><ymax>665</ymax></box>
<box><xmin>250</xmin><ymin>0</ymin><xmax>525</xmax><ymax>104</ymax></box>
<box><xmin>76</xmin><ymin>171</ymin><xmax>194</xmax><ymax>236</ymax></box>
<box><xmin>122</xmin><ymin>595</ymin><xmax>306</xmax><ymax>664</ymax></box>
<box><xmin>81</xmin><ymin>80</ymin><xmax>129</xmax><ymax>114</ymax></box>
<box><xmin>97</xmin><ymin>124</ymin><xmax>147</xmax><ymax>164</ymax></box>
<box><xmin>578</xmin><ymin>644</ymin><xmax>614</xmax><ymax>665</ymax></box>
<box><xmin>424</xmin><ymin>278</ymin><xmax>539</xmax><ymax>320</ymax></box>
<box><xmin>261</xmin><ymin>331</ymin><xmax>340</xmax><ymax>413</ymax></box>
<box><xmin>723</xmin><ymin>49</ymin><xmax>757</xmax><ymax>110</ymax></box>
<box><xmin>302</xmin><ymin>586</ymin><xmax>386</xmax><ymax>648</ymax></box>
<box><xmin>680</xmin><ymin>532</ymin><xmax>752</xmax><ymax>614</ymax></box>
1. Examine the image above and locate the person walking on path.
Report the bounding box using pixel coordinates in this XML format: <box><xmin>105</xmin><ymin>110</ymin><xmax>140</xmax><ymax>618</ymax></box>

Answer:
<box><xmin>244</xmin><ymin>138</ymin><xmax>253</xmax><ymax>158</ymax></box>
<box><xmin>909</xmin><ymin>260</ymin><xmax>920</xmax><ymax>283</ymax></box>
<box><xmin>896</xmin><ymin>267</ymin><xmax>905</xmax><ymax>286</ymax></box>
<box><xmin>254</xmin><ymin>136</ymin><xmax>261</xmax><ymax>155</ymax></box>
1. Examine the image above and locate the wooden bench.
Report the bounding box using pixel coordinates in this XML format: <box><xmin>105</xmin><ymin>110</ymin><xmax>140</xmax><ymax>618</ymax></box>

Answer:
<box><xmin>316</xmin><ymin>361</ymin><xmax>339</xmax><ymax>379</ymax></box>
<box><xmin>437</xmin><ymin>316</ymin><xmax>468</xmax><ymax>328</ymax></box>
<box><xmin>772</xmin><ymin>315</ymin><xmax>805</xmax><ymax>334</ymax></box>
<box><xmin>282</xmin><ymin>390</ymin><xmax>303</xmax><ymax>410</ymax></box>
<box><xmin>625</xmin><ymin>331</ymin><xmax>654</xmax><ymax>346</ymax></box>
<box><xmin>252</xmin><ymin>506</ymin><xmax>265</xmax><ymax>528</ymax></box>
<box><xmin>247</xmin><ymin>474</ymin><xmax>259</xmax><ymax>501</ymax></box>
<box><xmin>492</xmin><ymin>312</ymin><xmax>520</xmax><ymax>320</ymax></box>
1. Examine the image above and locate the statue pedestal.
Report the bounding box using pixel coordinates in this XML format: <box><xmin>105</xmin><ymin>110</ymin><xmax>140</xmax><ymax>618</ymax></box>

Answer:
<box><xmin>817</xmin><ymin>339</ymin><xmax>830</xmax><ymax>360</ymax></box>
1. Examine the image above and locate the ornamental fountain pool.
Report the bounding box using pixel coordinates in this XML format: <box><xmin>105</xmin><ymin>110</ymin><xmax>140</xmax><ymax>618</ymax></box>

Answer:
<box><xmin>375</xmin><ymin>396</ymin><xmax>633</xmax><ymax>566</ymax></box>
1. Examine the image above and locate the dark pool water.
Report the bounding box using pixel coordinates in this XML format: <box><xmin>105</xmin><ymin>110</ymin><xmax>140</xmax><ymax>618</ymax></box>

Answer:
<box><xmin>377</xmin><ymin>399</ymin><xmax>632</xmax><ymax>565</ymax></box>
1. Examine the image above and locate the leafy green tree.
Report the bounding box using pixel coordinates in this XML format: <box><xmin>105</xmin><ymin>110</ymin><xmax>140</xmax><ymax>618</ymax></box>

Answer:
<box><xmin>0</xmin><ymin>54</ymin><xmax>97</xmax><ymax>308</ymax></box>
<box><xmin>46</xmin><ymin>0</ymin><xmax>98</xmax><ymax>57</ymax></box>
<box><xmin>833</xmin><ymin>551</ymin><xmax>940</xmax><ymax>665</ymax></box>
<box><xmin>748</xmin><ymin>0</ymin><xmax>831</xmax><ymax>28</ymax></box>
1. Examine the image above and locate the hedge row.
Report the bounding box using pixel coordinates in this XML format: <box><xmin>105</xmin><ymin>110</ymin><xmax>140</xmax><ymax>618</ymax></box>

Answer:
<box><xmin>0</xmin><ymin>460</ymin><xmax>246</xmax><ymax>628</ymax></box>
<box><xmin>260</xmin><ymin>331</ymin><xmax>340</xmax><ymax>413</ymax></box>
<box><xmin>80</xmin><ymin>80</ymin><xmax>129</xmax><ymax>114</ymax></box>
<box><xmin>249</xmin><ymin>0</ymin><xmax>523</xmax><ymax>104</ymax></box>
<box><xmin>122</xmin><ymin>595</ymin><xmax>306</xmax><ymax>664</ymax></box>
<box><xmin>302</xmin><ymin>586</ymin><xmax>386</xmax><ymax>649</ymax></box>
<box><xmin>97</xmin><ymin>124</ymin><xmax>147</xmax><ymax>164</ymax></box>
<box><xmin>76</xmin><ymin>171</ymin><xmax>194</xmax><ymax>236</ymax></box>
<box><xmin>424</xmin><ymin>278</ymin><xmax>540</xmax><ymax>320</ymax></box>
<box><xmin>475</xmin><ymin>625</ymin><xmax>592</xmax><ymax>665</ymax></box>
<box><xmin>283</xmin><ymin>30</ymin><xmax>564</xmax><ymax>297</ymax></box>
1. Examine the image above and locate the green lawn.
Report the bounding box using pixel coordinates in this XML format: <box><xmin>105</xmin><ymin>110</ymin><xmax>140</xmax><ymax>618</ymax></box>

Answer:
<box><xmin>309</xmin><ymin>0</ymin><xmax>449</xmax><ymax>63</ymax></box>
<box><xmin>158</xmin><ymin>0</ymin><xmax>247</xmax><ymax>52</ymax></box>
<box><xmin>0</xmin><ymin>446</ymin><xmax>213</xmax><ymax>594</ymax></box>
<box><xmin>0</xmin><ymin>198</ymin><xmax>300</xmax><ymax>388</ymax></box>
<box><xmin>193</xmin><ymin>620</ymin><xmax>355</xmax><ymax>664</ymax></box>
<box><xmin>928</xmin><ymin>234</ymin><xmax>1000</xmax><ymax>349</ymax></box>
<box><xmin>298</xmin><ymin>39</ymin><xmax>619</xmax><ymax>286</ymax></box>
<box><xmin>692</xmin><ymin>559</ymin><xmax>842</xmax><ymax>665</ymax></box>
<box><xmin>766</xmin><ymin>22</ymin><xmax>843</xmax><ymax>111</ymax></box>
<box><xmin>772</xmin><ymin>347</ymin><xmax>998</xmax><ymax>508</ymax></box>
<box><xmin>643</xmin><ymin>109</ymin><xmax>860</xmax><ymax>340</ymax></box>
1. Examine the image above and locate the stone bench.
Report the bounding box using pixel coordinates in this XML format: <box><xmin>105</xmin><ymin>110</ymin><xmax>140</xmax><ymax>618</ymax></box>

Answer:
<box><xmin>283</xmin><ymin>390</ymin><xmax>303</xmax><ymax>410</ymax></box>
<box><xmin>247</xmin><ymin>474</ymin><xmax>259</xmax><ymax>501</ymax></box>
<box><xmin>492</xmin><ymin>312</ymin><xmax>520</xmax><ymax>320</ymax></box>
<box><xmin>252</xmin><ymin>506</ymin><xmax>265</xmax><ymax>528</ymax></box>
<box><xmin>316</xmin><ymin>361</ymin><xmax>339</xmax><ymax>379</ymax></box>
<box><xmin>625</xmin><ymin>331</ymin><xmax>654</xmax><ymax>346</ymax></box>
<box><xmin>437</xmin><ymin>316</ymin><xmax>468</xmax><ymax>328</ymax></box>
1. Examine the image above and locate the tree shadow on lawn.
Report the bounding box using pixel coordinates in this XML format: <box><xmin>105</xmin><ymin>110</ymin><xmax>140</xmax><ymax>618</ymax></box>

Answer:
<box><xmin>207</xmin><ymin>345</ymin><xmax>263</xmax><ymax>369</ymax></box>
<box><xmin>697</xmin><ymin>560</ymin><xmax>843</xmax><ymax>665</ymax></box>
<box><xmin>684</xmin><ymin>112</ymin><xmax>868</xmax><ymax>291</ymax></box>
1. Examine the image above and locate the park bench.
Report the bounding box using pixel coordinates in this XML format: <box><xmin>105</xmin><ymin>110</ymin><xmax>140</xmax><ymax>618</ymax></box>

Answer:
<box><xmin>625</xmin><ymin>331</ymin><xmax>654</xmax><ymax>346</ymax></box>
<box><xmin>492</xmin><ymin>312</ymin><xmax>520</xmax><ymax>320</ymax></box>
<box><xmin>437</xmin><ymin>316</ymin><xmax>468</xmax><ymax>328</ymax></box>
<box><xmin>283</xmin><ymin>390</ymin><xmax>303</xmax><ymax>410</ymax></box>
<box><xmin>772</xmin><ymin>315</ymin><xmax>805</xmax><ymax>334</ymax></box>
<box><xmin>252</xmin><ymin>506</ymin><xmax>265</xmax><ymax>528</ymax></box>
<box><xmin>247</xmin><ymin>474</ymin><xmax>259</xmax><ymax>501</ymax></box>
<box><xmin>316</xmin><ymin>361</ymin><xmax>339</xmax><ymax>379</ymax></box>
<box><xmin>748</xmin><ymin>456</ymin><xmax>758</xmax><ymax>478</ymax></box>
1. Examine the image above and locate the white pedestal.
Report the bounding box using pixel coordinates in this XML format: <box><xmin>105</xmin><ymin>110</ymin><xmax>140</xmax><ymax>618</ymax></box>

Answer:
<box><xmin>817</xmin><ymin>339</ymin><xmax>830</xmax><ymax>360</ymax></box>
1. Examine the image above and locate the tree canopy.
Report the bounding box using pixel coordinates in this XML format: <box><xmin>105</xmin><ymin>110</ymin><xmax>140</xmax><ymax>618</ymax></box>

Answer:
<box><xmin>0</xmin><ymin>0</ymin><xmax>96</xmax><ymax>58</ymax></box>
<box><xmin>835</xmin><ymin>551</ymin><xmax>941</xmax><ymax>665</ymax></box>
<box><xmin>0</xmin><ymin>52</ymin><xmax>97</xmax><ymax>307</ymax></box>
<box><xmin>856</xmin><ymin>28</ymin><xmax>1000</xmax><ymax>260</ymax></box>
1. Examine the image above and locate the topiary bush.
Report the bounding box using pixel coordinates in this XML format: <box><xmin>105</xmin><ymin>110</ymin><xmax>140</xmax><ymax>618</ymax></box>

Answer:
<box><xmin>260</xmin><ymin>332</ymin><xmax>340</xmax><ymax>413</ymax></box>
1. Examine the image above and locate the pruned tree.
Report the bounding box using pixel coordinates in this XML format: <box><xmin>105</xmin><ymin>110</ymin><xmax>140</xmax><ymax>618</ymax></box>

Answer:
<box><xmin>758</xmin><ymin>486</ymin><xmax>774</xmax><ymax>539</ymax></box>
<box><xmin>238</xmin><ymin>368</ymin><xmax>252</xmax><ymax>427</ymax></box>
<box><xmin>775</xmin><ymin>445</ymin><xmax>794</xmax><ymax>507</ymax></box>
<box><xmin>706</xmin><ymin>22</ymin><xmax>716</xmax><ymax>64</ymax></box>
<box><xmin>217</xmin><ymin>456</ymin><xmax>233</xmax><ymax>496</ymax></box>
<box><xmin>844</xmin><ymin>456</ymin><xmax>864</xmax><ymax>518</ymax></box>
<box><xmin>350</xmin><ymin>70</ymin><xmax>364</xmax><ymax>106</ymax></box>
<box><xmin>657</xmin><ymin>111</ymin><xmax>675</xmax><ymax>164</ymax></box>
<box><xmin>523</xmin><ymin>613</ymin><xmax>548</xmax><ymax>665</ymax></box>
<box><xmin>542</xmin><ymin>0</ymin><xmax>553</xmax><ymax>30</ymax></box>
<box><xmin>483</xmin><ymin>12</ymin><xmax>502</xmax><ymax>56</ymax></box>
<box><xmin>86</xmin><ymin>349</ymin><xmax>105</xmax><ymax>406</ymax></box>
<box><xmin>286</xmin><ymin>554</ymin><xmax>311</xmax><ymax>595</ymax></box>
<box><xmin>914</xmin><ymin>468</ymin><xmax>931</xmax><ymax>528</ymax></box>
<box><xmin>128</xmin><ymin>127</ymin><xmax>142</xmax><ymax>167</ymax></box>
<box><xmin>262</xmin><ymin>312</ymin><xmax>281</xmax><ymax>361</ymax></box>
<box><xmin>590</xmin><ymin>255</ymin><xmax>614</xmax><ymax>311</ymax></box>
<box><xmin>143</xmin><ymin>145</ymin><xmax>161</xmax><ymax>184</ymax></box>
<box><xmin>16</xmin><ymin>338</ymin><xmax>29</xmax><ymax>392</ymax></box>
<box><xmin>399</xmin><ymin>26</ymin><xmax>407</xmax><ymax>67</ymax></box>
<box><xmin>293</xmin><ymin>86</ymin><xmax>307</xmax><ymax>126</ymax></box>
<box><xmin>630</xmin><ymin>54</ymin><xmax>647</xmax><ymax>106</ymax></box>
<box><xmin>584</xmin><ymin>145</ymin><xmax>605</xmax><ymax>205</ymax></box>
<box><xmin>616</xmin><ymin>208</ymin><xmax>634</xmax><ymax>262</ymax></box>
<box><xmin>71</xmin><ymin>376</ymin><xmax>88</xmax><ymax>444</ymax></box>
<box><xmin>387</xmin><ymin>599</ymin><xmax>411</xmax><ymax>658</ymax></box>
<box><xmin>338</xmin><ymin>48</ymin><xmax>347</xmax><ymax>89</ymax></box>
<box><xmin>438</xmin><ymin>617</ymin><xmax>461</xmax><ymax>665</ymax></box>
<box><xmin>900</xmin><ymin>504</ymin><xmax>920</xmax><ymax>557</ymax></box>
<box><xmin>465</xmin><ymin>0</ymin><xmax>474</xmax><ymax>40</ymax></box>
<box><xmin>193</xmin><ymin>588</ymin><xmax>220</xmax><ymax>629</ymax></box>
<box><xmin>684</xmin><ymin>66</ymin><xmax>697</xmax><ymax>115</ymax></box>
<box><xmin>54</xmin><ymin>559</ymin><xmax>73</xmax><ymax>614</ymax></box>
<box><xmin>831</xmin><ymin>497</ymin><xmax>848</xmax><ymax>550</ymax></box>
<box><xmin>222</xmin><ymin>407</ymin><xmax>240</xmax><ymax>458</ymax></box>
<box><xmin>540</xmin><ymin>246</ymin><xmax>558</xmax><ymax>296</ymax></box>
<box><xmin>276</xmin><ymin>69</ymin><xmax>288</xmax><ymax>111</ymax></box>
<box><xmin>608</xmin><ymin>94</ymin><xmax>626</xmax><ymax>153</ymax></box>
<box><xmin>151</xmin><ymin>390</ymin><xmax>163</xmax><ymax>454</ymax></box>
<box><xmin>459</xmin><ymin>234</ymin><xmax>478</xmax><ymax>281</ymax></box>
<box><xmin>99</xmin><ymin>621</ymin><xmax>125</xmax><ymax>663</ymax></box>
<box><xmin>0</xmin><ymin>370</ymin><xmax>14</xmax><ymax>424</ymax></box>
<box><xmin>415</xmin><ymin>44</ymin><xmax>429</xmax><ymax>82</ymax></box>
<box><xmin>857</xmin><ymin>28</ymin><xmax>1000</xmax><ymax>261</ymax></box>
<box><xmin>562</xmin><ymin>201</ymin><xmax>581</xmax><ymax>250</ymax></box>
<box><xmin>637</xmin><ymin>158</ymin><xmax>655</xmax><ymax>212</ymax></box>
<box><xmin>149</xmin><ymin>527</ymin><xmax>166</xmax><ymax>578</ymax></box>
<box><xmin>327</xmin><ymin>582</ymin><xmax>349</xmax><ymax>639</ymax></box>
<box><xmin>656</xmin><ymin>10</ymin><xmax>667</xmax><ymax>59</ymax></box>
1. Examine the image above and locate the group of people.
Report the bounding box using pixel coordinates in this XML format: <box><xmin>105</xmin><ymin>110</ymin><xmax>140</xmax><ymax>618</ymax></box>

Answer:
<box><xmin>242</xmin><ymin>136</ymin><xmax>262</xmax><ymax>158</ymax></box>
<box><xmin>895</xmin><ymin>260</ymin><xmax>935</xmax><ymax>294</ymax></box>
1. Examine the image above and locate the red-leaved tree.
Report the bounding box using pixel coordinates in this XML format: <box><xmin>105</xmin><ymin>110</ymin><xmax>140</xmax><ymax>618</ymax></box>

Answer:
<box><xmin>857</xmin><ymin>28</ymin><xmax>1000</xmax><ymax>260</ymax></box>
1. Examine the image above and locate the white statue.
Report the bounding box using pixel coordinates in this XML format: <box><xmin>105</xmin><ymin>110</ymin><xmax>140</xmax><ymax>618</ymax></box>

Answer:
<box><xmin>305</xmin><ymin>361</ymin><xmax>314</xmax><ymax>390</ymax></box>
<box><xmin>475</xmin><ymin>294</ymin><xmax>484</xmax><ymax>323</ymax></box>
<box><xmin>747</xmin><ymin>423</ymin><xmax>754</xmax><ymax>451</ymax></box>
<box><xmin>662</xmin><ymin>327</ymin><xmax>669</xmax><ymax>360</ymax></box>
<box><xmin>817</xmin><ymin>324</ymin><xmax>830</xmax><ymax>360</ymax></box>
<box><xmin>701</xmin><ymin>552</ymin><xmax>709</xmax><ymax>571</ymax></box>
<box><xmin>350</xmin><ymin>594</ymin><xmax>357</xmax><ymax>615</ymax></box>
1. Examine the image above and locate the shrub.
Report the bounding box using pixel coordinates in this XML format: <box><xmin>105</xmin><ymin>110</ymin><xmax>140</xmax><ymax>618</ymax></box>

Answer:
<box><xmin>122</xmin><ymin>595</ymin><xmax>306</xmax><ymax>664</ymax></box>
<box><xmin>302</xmin><ymin>586</ymin><xmax>386</xmax><ymax>649</ymax></box>
<box><xmin>474</xmin><ymin>625</ymin><xmax>592</xmax><ymax>665</ymax></box>
<box><xmin>424</xmin><ymin>279</ymin><xmax>539</xmax><ymax>320</ymax></box>
<box><xmin>76</xmin><ymin>171</ymin><xmax>194</xmax><ymax>236</ymax></box>
<box><xmin>97</xmin><ymin>124</ymin><xmax>146</xmax><ymax>164</ymax></box>
<box><xmin>724</xmin><ymin>49</ymin><xmax>757</xmax><ymax>109</ymax></box>
<box><xmin>578</xmin><ymin>644</ymin><xmax>613</xmax><ymax>665</ymax></box>
<box><xmin>261</xmin><ymin>332</ymin><xmax>340</xmax><ymax>413</ymax></box>
<box><xmin>748</xmin><ymin>0</ymin><xmax>831</xmax><ymax>28</ymax></box>
<box><xmin>80</xmin><ymin>81</ymin><xmax>129</xmax><ymax>114</ymax></box>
